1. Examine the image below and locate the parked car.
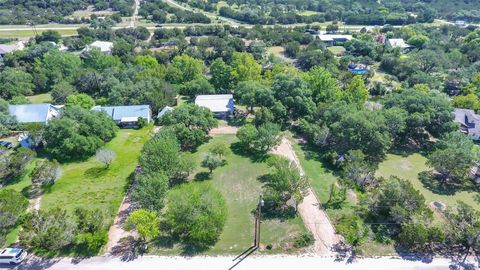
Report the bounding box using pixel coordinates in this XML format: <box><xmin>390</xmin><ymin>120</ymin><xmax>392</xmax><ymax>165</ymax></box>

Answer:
<box><xmin>0</xmin><ymin>248</ymin><xmax>27</xmax><ymax>265</ymax></box>
<box><xmin>0</xmin><ymin>141</ymin><xmax>13</xmax><ymax>149</ymax></box>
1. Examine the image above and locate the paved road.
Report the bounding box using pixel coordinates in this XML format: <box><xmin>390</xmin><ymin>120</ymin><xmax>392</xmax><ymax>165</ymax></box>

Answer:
<box><xmin>2</xmin><ymin>255</ymin><xmax>463</xmax><ymax>270</ymax></box>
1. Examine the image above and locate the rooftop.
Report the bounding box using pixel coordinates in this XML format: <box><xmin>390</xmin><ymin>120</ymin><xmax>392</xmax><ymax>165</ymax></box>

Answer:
<box><xmin>387</xmin><ymin>38</ymin><xmax>411</xmax><ymax>48</ymax></box>
<box><xmin>195</xmin><ymin>94</ymin><xmax>234</xmax><ymax>113</ymax></box>
<box><xmin>318</xmin><ymin>34</ymin><xmax>353</xmax><ymax>42</ymax></box>
<box><xmin>92</xmin><ymin>105</ymin><xmax>151</xmax><ymax>122</ymax></box>
<box><xmin>9</xmin><ymin>104</ymin><xmax>59</xmax><ymax>123</ymax></box>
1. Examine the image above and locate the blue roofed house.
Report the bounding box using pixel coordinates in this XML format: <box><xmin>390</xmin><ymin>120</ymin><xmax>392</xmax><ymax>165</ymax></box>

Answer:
<box><xmin>8</xmin><ymin>104</ymin><xmax>61</xmax><ymax>124</ymax></box>
<box><xmin>195</xmin><ymin>94</ymin><xmax>234</xmax><ymax>118</ymax></box>
<box><xmin>91</xmin><ymin>105</ymin><xmax>152</xmax><ymax>128</ymax></box>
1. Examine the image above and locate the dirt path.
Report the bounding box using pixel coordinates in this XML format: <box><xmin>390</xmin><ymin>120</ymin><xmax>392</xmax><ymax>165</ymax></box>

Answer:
<box><xmin>272</xmin><ymin>137</ymin><xmax>340</xmax><ymax>255</ymax></box>
<box><xmin>28</xmin><ymin>197</ymin><xmax>41</xmax><ymax>212</ymax></box>
<box><xmin>209</xmin><ymin>125</ymin><xmax>238</xmax><ymax>135</ymax></box>
<box><xmin>105</xmin><ymin>194</ymin><xmax>137</xmax><ymax>255</ymax></box>
<box><xmin>129</xmin><ymin>0</ymin><xmax>141</xmax><ymax>28</ymax></box>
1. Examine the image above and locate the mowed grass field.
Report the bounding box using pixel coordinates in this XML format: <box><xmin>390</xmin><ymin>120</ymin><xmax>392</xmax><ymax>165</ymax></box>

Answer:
<box><xmin>376</xmin><ymin>153</ymin><xmax>480</xmax><ymax>212</ymax></box>
<box><xmin>152</xmin><ymin>135</ymin><xmax>307</xmax><ymax>255</ymax></box>
<box><xmin>41</xmin><ymin>128</ymin><xmax>151</xmax><ymax>222</ymax></box>
<box><xmin>0</xmin><ymin>29</ymin><xmax>78</xmax><ymax>38</ymax></box>
<box><xmin>26</xmin><ymin>93</ymin><xmax>52</xmax><ymax>104</ymax></box>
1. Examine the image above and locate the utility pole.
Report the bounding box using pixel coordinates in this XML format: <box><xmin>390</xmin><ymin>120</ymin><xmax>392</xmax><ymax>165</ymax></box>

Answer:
<box><xmin>254</xmin><ymin>195</ymin><xmax>265</xmax><ymax>249</ymax></box>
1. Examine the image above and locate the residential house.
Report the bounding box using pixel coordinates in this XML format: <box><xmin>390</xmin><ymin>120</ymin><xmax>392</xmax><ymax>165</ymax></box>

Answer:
<box><xmin>81</xmin><ymin>41</ymin><xmax>114</xmax><ymax>55</ymax></box>
<box><xmin>92</xmin><ymin>105</ymin><xmax>152</xmax><ymax>128</ymax></box>
<box><xmin>195</xmin><ymin>94</ymin><xmax>234</xmax><ymax>118</ymax></box>
<box><xmin>317</xmin><ymin>34</ymin><xmax>353</xmax><ymax>47</ymax></box>
<box><xmin>453</xmin><ymin>108</ymin><xmax>480</xmax><ymax>140</ymax></box>
<box><xmin>0</xmin><ymin>41</ymin><xmax>25</xmax><ymax>61</ymax></box>
<box><xmin>8</xmin><ymin>104</ymin><xmax>61</xmax><ymax>124</ymax></box>
<box><xmin>385</xmin><ymin>38</ymin><xmax>413</xmax><ymax>51</ymax></box>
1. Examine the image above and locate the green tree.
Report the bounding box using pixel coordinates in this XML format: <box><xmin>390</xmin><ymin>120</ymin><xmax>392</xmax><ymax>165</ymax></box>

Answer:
<box><xmin>35</xmin><ymin>30</ymin><xmax>61</xmax><ymax>43</ymax></box>
<box><xmin>230</xmin><ymin>52</ymin><xmax>261</xmax><ymax>85</ymax></box>
<box><xmin>272</xmin><ymin>74</ymin><xmax>316</xmax><ymax>120</ymax></box>
<box><xmin>445</xmin><ymin>202</ymin><xmax>480</xmax><ymax>262</ymax></box>
<box><xmin>125</xmin><ymin>209</ymin><xmax>160</xmax><ymax>243</ymax></box>
<box><xmin>343</xmin><ymin>76</ymin><xmax>368</xmax><ymax>105</ymax></box>
<box><xmin>398</xmin><ymin>223</ymin><xmax>429</xmax><ymax>251</ymax></box>
<box><xmin>33</xmin><ymin>50</ymin><xmax>82</xmax><ymax>91</ymax></box>
<box><xmin>209</xmin><ymin>141</ymin><xmax>230</xmax><ymax>158</ymax></box>
<box><xmin>235</xmin><ymin>81</ymin><xmax>273</xmax><ymax>112</ymax></box>
<box><xmin>21</xmin><ymin>208</ymin><xmax>76</xmax><ymax>251</ymax></box>
<box><xmin>237</xmin><ymin>124</ymin><xmax>258</xmax><ymax>148</ymax></box>
<box><xmin>209</xmin><ymin>58</ymin><xmax>232</xmax><ymax>90</ymax></box>
<box><xmin>164</xmin><ymin>183</ymin><xmax>227</xmax><ymax>249</ymax></box>
<box><xmin>335</xmin><ymin>216</ymin><xmax>367</xmax><ymax>255</ymax></box>
<box><xmin>253</xmin><ymin>122</ymin><xmax>281</xmax><ymax>152</ymax></box>
<box><xmin>304</xmin><ymin>66</ymin><xmax>341</xmax><ymax>104</ymax></box>
<box><xmin>51</xmin><ymin>81</ymin><xmax>77</xmax><ymax>104</ymax></box>
<box><xmin>43</xmin><ymin>107</ymin><xmax>117</xmax><ymax>161</ymax></box>
<box><xmin>31</xmin><ymin>159</ymin><xmax>60</xmax><ymax>190</ymax></box>
<box><xmin>427</xmin><ymin>132</ymin><xmax>479</xmax><ymax>187</ymax></box>
<box><xmin>407</xmin><ymin>34</ymin><xmax>429</xmax><ymax>48</ymax></box>
<box><xmin>0</xmin><ymin>67</ymin><xmax>34</xmax><ymax>100</ymax></box>
<box><xmin>452</xmin><ymin>94</ymin><xmax>480</xmax><ymax>111</ymax></box>
<box><xmin>132</xmin><ymin>173</ymin><xmax>169</xmax><ymax>212</ymax></box>
<box><xmin>66</xmin><ymin>93</ymin><xmax>95</xmax><ymax>109</ymax></box>
<box><xmin>166</xmin><ymin>54</ymin><xmax>203</xmax><ymax>84</ymax></box>
<box><xmin>201</xmin><ymin>153</ymin><xmax>223</xmax><ymax>174</ymax></box>
<box><xmin>179</xmin><ymin>77</ymin><xmax>214</xmax><ymax>98</ymax></box>
<box><xmin>0</xmin><ymin>189</ymin><xmax>29</xmax><ymax>243</ymax></box>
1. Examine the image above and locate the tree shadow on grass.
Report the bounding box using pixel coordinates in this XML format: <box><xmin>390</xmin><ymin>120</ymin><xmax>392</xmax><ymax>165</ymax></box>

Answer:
<box><xmin>84</xmin><ymin>166</ymin><xmax>109</xmax><ymax>178</ymax></box>
<box><xmin>418</xmin><ymin>171</ymin><xmax>476</xmax><ymax>196</ymax></box>
<box><xmin>194</xmin><ymin>172</ymin><xmax>211</xmax><ymax>181</ymax></box>
<box><xmin>230</xmin><ymin>142</ymin><xmax>269</xmax><ymax>163</ymax></box>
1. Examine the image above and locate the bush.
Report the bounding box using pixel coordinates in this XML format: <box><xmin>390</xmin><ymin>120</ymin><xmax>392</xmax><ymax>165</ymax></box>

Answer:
<box><xmin>0</xmin><ymin>190</ymin><xmax>29</xmax><ymax>239</ymax></box>
<box><xmin>293</xmin><ymin>232</ymin><xmax>315</xmax><ymax>248</ymax></box>
<box><xmin>164</xmin><ymin>182</ymin><xmax>227</xmax><ymax>249</ymax></box>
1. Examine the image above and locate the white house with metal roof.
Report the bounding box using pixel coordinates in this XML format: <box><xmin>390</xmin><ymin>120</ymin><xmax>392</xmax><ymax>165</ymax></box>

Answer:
<box><xmin>8</xmin><ymin>104</ymin><xmax>60</xmax><ymax>124</ymax></box>
<box><xmin>92</xmin><ymin>105</ymin><xmax>151</xmax><ymax>128</ymax></box>
<box><xmin>385</xmin><ymin>38</ymin><xmax>412</xmax><ymax>49</ymax></box>
<box><xmin>81</xmin><ymin>41</ymin><xmax>114</xmax><ymax>55</ymax></box>
<box><xmin>317</xmin><ymin>34</ymin><xmax>353</xmax><ymax>46</ymax></box>
<box><xmin>195</xmin><ymin>94</ymin><xmax>234</xmax><ymax>118</ymax></box>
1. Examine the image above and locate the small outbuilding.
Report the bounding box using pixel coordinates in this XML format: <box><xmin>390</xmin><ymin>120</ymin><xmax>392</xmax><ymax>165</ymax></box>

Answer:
<box><xmin>195</xmin><ymin>94</ymin><xmax>234</xmax><ymax>118</ymax></box>
<box><xmin>385</xmin><ymin>38</ymin><xmax>413</xmax><ymax>50</ymax></box>
<box><xmin>92</xmin><ymin>105</ymin><xmax>152</xmax><ymax>128</ymax></box>
<box><xmin>8</xmin><ymin>104</ymin><xmax>61</xmax><ymax>124</ymax></box>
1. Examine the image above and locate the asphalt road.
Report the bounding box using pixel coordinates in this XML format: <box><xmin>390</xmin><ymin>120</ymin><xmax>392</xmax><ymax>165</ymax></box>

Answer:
<box><xmin>1</xmin><ymin>255</ymin><xmax>467</xmax><ymax>270</ymax></box>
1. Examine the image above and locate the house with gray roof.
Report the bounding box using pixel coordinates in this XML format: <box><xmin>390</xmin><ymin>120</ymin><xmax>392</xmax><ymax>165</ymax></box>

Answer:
<box><xmin>0</xmin><ymin>41</ymin><xmax>25</xmax><ymax>61</ymax></box>
<box><xmin>195</xmin><ymin>94</ymin><xmax>234</xmax><ymax>118</ymax></box>
<box><xmin>8</xmin><ymin>104</ymin><xmax>60</xmax><ymax>124</ymax></box>
<box><xmin>81</xmin><ymin>41</ymin><xmax>114</xmax><ymax>55</ymax></box>
<box><xmin>454</xmin><ymin>108</ymin><xmax>480</xmax><ymax>140</ymax></box>
<box><xmin>92</xmin><ymin>105</ymin><xmax>151</xmax><ymax>128</ymax></box>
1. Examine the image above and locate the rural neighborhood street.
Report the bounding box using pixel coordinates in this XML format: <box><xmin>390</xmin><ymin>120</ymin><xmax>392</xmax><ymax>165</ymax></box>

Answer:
<box><xmin>3</xmin><ymin>255</ymin><xmax>458</xmax><ymax>270</ymax></box>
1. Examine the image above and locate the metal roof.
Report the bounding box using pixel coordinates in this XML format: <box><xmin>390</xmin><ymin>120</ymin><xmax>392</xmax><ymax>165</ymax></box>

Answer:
<box><xmin>92</xmin><ymin>105</ymin><xmax>151</xmax><ymax>121</ymax></box>
<box><xmin>195</xmin><ymin>95</ymin><xmax>234</xmax><ymax>113</ymax></box>
<box><xmin>8</xmin><ymin>104</ymin><xmax>58</xmax><ymax>123</ymax></box>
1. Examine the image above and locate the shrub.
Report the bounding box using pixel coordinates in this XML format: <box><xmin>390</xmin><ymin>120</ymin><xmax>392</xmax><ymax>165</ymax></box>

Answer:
<box><xmin>293</xmin><ymin>232</ymin><xmax>315</xmax><ymax>248</ymax></box>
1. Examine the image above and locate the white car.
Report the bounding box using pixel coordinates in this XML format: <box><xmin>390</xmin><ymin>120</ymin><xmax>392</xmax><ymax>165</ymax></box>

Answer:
<box><xmin>0</xmin><ymin>248</ymin><xmax>27</xmax><ymax>265</ymax></box>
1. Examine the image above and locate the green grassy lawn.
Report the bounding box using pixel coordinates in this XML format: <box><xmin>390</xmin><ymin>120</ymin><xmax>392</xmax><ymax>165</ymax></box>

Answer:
<box><xmin>296</xmin><ymin>10</ymin><xmax>320</xmax><ymax>16</ymax></box>
<box><xmin>0</xmin><ymin>29</ymin><xmax>78</xmax><ymax>38</ymax></box>
<box><xmin>327</xmin><ymin>46</ymin><xmax>346</xmax><ymax>55</ymax></box>
<box><xmin>41</xmin><ymin>128</ymin><xmax>151</xmax><ymax>223</ymax></box>
<box><xmin>26</xmin><ymin>93</ymin><xmax>52</xmax><ymax>104</ymax></box>
<box><xmin>290</xmin><ymin>136</ymin><xmax>398</xmax><ymax>256</ymax></box>
<box><xmin>152</xmin><ymin>135</ymin><xmax>307</xmax><ymax>255</ymax></box>
<box><xmin>377</xmin><ymin>153</ymin><xmax>480</xmax><ymax>212</ymax></box>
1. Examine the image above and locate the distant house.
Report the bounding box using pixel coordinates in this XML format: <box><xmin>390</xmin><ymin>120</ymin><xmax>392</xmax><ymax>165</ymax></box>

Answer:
<box><xmin>385</xmin><ymin>38</ymin><xmax>413</xmax><ymax>50</ymax></box>
<box><xmin>8</xmin><ymin>104</ymin><xmax>60</xmax><ymax>124</ymax></box>
<box><xmin>81</xmin><ymin>41</ymin><xmax>114</xmax><ymax>55</ymax></box>
<box><xmin>454</xmin><ymin>108</ymin><xmax>480</xmax><ymax>140</ymax></box>
<box><xmin>318</xmin><ymin>34</ymin><xmax>353</xmax><ymax>47</ymax></box>
<box><xmin>455</xmin><ymin>20</ymin><xmax>467</xmax><ymax>28</ymax></box>
<box><xmin>92</xmin><ymin>105</ymin><xmax>152</xmax><ymax>128</ymax></box>
<box><xmin>195</xmin><ymin>94</ymin><xmax>234</xmax><ymax>118</ymax></box>
<box><xmin>0</xmin><ymin>41</ymin><xmax>25</xmax><ymax>61</ymax></box>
